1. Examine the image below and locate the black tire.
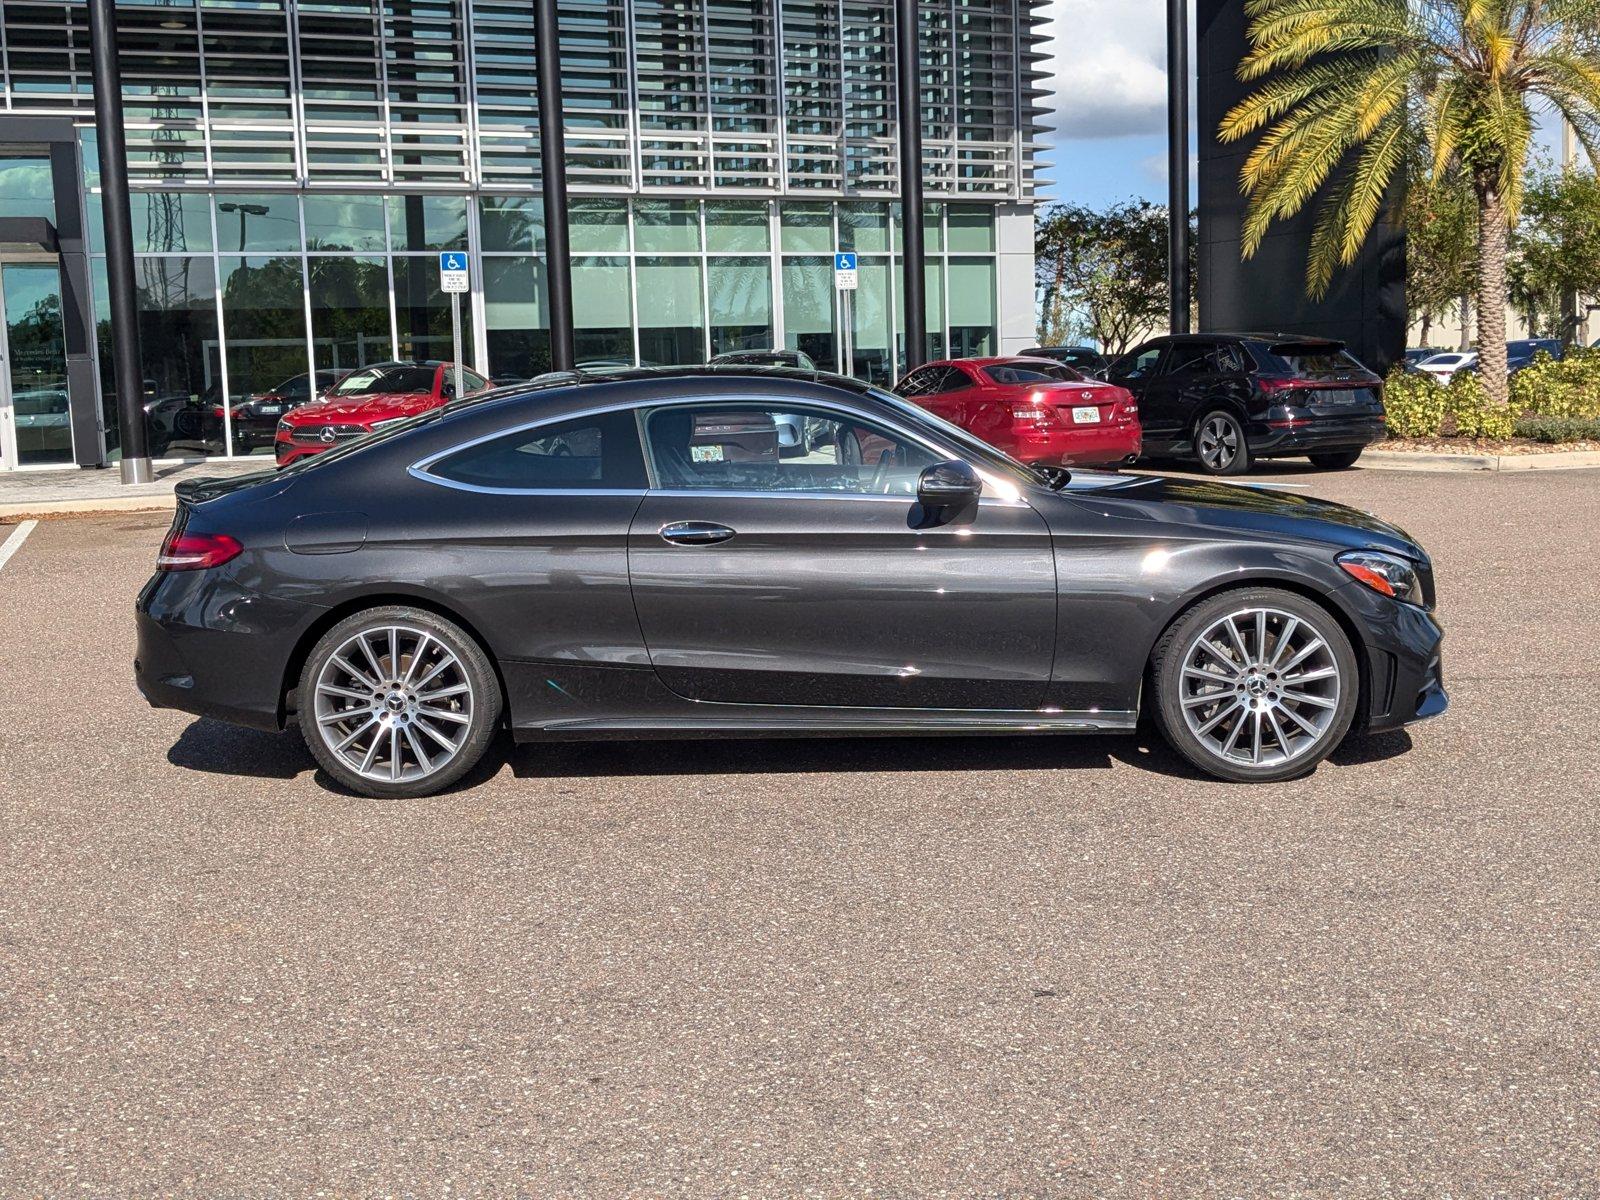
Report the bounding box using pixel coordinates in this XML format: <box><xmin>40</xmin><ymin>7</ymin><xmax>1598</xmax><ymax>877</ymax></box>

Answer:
<box><xmin>1308</xmin><ymin>449</ymin><xmax>1363</xmax><ymax>470</ymax></box>
<box><xmin>298</xmin><ymin>605</ymin><xmax>502</xmax><ymax>799</ymax></box>
<box><xmin>1192</xmin><ymin>410</ymin><xmax>1251</xmax><ymax>476</ymax></box>
<box><xmin>1149</xmin><ymin>587</ymin><xmax>1360</xmax><ymax>783</ymax></box>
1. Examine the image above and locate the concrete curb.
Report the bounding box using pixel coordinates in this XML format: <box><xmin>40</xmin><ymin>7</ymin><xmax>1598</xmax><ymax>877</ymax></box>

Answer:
<box><xmin>0</xmin><ymin>495</ymin><xmax>178</xmax><ymax>521</ymax></box>
<box><xmin>1360</xmin><ymin>448</ymin><xmax>1600</xmax><ymax>473</ymax></box>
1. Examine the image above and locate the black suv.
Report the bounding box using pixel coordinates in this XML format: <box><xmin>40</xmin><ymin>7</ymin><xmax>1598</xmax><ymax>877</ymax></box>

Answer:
<box><xmin>1107</xmin><ymin>334</ymin><xmax>1388</xmax><ymax>474</ymax></box>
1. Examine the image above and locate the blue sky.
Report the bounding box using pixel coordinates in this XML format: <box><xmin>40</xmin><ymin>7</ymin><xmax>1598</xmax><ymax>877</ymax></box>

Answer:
<box><xmin>1035</xmin><ymin>0</ymin><xmax>1565</xmax><ymax>210</ymax></box>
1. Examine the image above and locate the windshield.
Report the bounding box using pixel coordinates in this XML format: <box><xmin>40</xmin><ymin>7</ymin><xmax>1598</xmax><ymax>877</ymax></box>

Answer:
<box><xmin>867</xmin><ymin>386</ymin><xmax>1045</xmax><ymax>491</ymax></box>
<box><xmin>334</xmin><ymin>366</ymin><xmax>437</xmax><ymax>396</ymax></box>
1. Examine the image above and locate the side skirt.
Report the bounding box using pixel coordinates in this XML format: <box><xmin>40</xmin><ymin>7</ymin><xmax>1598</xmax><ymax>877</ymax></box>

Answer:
<box><xmin>513</xmin><ymin>708</ymin><xmax>1139</xmax><ymax>743</ymax></box>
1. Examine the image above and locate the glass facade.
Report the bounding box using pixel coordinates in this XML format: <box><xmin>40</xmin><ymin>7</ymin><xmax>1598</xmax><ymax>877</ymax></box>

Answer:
<box><xmin>1</xmin><ymin>1</ymin><xmax>1042</xmax><ymax>464</ymax></box>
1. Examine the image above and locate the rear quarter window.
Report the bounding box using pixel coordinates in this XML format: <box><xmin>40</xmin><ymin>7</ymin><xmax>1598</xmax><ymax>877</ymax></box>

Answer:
<box><xmin>426</xmin><ymin>410</ymin><xmax>648</xmax><ymax>491</ymax></box>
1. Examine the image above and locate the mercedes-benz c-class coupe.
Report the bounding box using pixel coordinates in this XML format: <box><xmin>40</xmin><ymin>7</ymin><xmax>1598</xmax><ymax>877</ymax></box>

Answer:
<box><xmin>136</xmin><ymin>367</ymin><xmax>1446</xmax><ymax>799</ymax></box>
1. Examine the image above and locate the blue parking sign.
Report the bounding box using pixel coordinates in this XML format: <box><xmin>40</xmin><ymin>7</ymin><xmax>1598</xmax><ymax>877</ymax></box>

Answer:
<box><xmin>834</xmin><ymin>252</ymin><xmax>857</xmax><ymax>272</ymax></box>
<box><xmin>439</xmin><ymin>251</ymin><xmax>468</xmax><ymax>273</ymax></box>
<box><xmin>439</xmin><ymin>250</ymin><xmax>469</xmax><ymax>293</ymax></box>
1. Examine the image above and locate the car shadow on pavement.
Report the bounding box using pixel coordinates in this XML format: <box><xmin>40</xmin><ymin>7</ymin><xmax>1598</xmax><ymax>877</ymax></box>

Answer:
<box><xmin>167</xmin><ymin>718</ymin><xmax>311</xmax><ymax>781</ymax></box>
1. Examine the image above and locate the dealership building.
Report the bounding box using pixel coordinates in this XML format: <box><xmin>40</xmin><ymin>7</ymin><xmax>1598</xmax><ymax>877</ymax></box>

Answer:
<box><xmin>0</xmin><ymin>0</ymin><xmax>1047</xmax><ymax>471</ymax></box>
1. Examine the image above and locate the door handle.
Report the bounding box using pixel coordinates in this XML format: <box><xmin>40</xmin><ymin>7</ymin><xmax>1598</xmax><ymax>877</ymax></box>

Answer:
<box><xmin>659</xmin><ymin>520</ymin><xmax>736</xmax><ymax>546</ymax></box>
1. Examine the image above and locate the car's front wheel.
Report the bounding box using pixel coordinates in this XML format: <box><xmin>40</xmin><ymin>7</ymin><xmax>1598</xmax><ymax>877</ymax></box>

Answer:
<box><xmin>298</xmin><ymin>605</ymin><xmax>502</xmax><ymax>798</ymax></box>
<box><xmin>1150</xmin><ymin>587</ymin><xmax>1359</xmax><ymax>783</ymax></box>
<box><xmin>1193</xmin><ymin>410</ymin><xmax>1250</xmax><ymax>475</ymax></box>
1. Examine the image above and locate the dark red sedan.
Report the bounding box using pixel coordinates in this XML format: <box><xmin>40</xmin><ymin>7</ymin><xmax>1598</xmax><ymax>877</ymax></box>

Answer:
<box><xmin>274</xmin><ymin>362</ymin><xmax>491</xmax><ymax>466</ymax></box>
<box><xmin>894</xmin><ymin>356</ymin><xmax>1141</xmax><ymax>467</ymax></box>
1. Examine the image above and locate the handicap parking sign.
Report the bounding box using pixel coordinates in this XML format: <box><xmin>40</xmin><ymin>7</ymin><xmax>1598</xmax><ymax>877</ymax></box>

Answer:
<box><xmin>439</xmin><ymin>251</ymin><xmax>469</xmax><ymax>293</ymax></box>
<box><xmin>833</xmin><ymin>251</ymin><xmax>858</xmax><ymax>291</ymax></box>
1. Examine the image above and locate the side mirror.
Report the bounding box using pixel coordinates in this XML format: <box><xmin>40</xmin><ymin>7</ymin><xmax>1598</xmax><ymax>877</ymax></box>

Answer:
<box><xmin>917</xmin><ymin>459</ymin><xmax>982</xmax><ymax>507</ymax></box>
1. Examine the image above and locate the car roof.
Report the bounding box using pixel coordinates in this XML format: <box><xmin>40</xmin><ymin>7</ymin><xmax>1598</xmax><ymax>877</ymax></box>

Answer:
<box><xmin>921</xmin><ymin>355</ymin><xmax>1065</xmax><ymax>368</ymax></box>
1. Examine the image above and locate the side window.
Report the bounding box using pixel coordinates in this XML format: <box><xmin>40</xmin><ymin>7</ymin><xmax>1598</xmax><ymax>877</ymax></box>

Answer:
<box><xmin>645</xmin><ymin>403</ymin><xmax>942</xmax><ymax>496</ymax></box>
<box><xmin>937</xmin><ymin>367</ymin><xmax>973</xmax><ymax>392</ymax></box>
<box><xmin>427</xmin><ymin>410</ymin><xmax>648</xmax><ymax>491</ymax></box>
<box><xmin>1113</xmin><ymin>344</ymin><xmax>1165</xmax><ymax>381</ymax></box>
<box><xmin>461</xmin><ymin>370</ymin><xmax>490</xmax><ymax>393</ymax></box>
<box><xmin>1162</xmin><ymin>343</ymin><xmax>1215</xmax><ymax>376</ymax></box>
<box><xmin>1211</xmin><ymin>344</ymin><xmax>1248</xmax><ymax>374</ymax></box>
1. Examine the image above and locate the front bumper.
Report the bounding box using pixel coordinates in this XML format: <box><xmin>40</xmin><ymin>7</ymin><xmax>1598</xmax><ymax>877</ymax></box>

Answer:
<box><xmin>1347</xmin><ymin>585</ymin><xmax>1448</xmax><ymax>733</ymax></box>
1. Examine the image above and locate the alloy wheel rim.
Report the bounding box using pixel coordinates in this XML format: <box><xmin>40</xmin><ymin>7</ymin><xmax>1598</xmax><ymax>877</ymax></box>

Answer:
<box><xmin>1179</xmin><ymin>607</ymin><xmax>1341</xmax><ymax>768</ymax></box>
<box><xmin>1199</xmin><ymin>416</ymin><xmax>1239</xmax><ymax>469</ymax></box>
<box><xmin>313</xmin><ymin>625</ymin><xmax>474</xmax><ymax>784</ymax></box>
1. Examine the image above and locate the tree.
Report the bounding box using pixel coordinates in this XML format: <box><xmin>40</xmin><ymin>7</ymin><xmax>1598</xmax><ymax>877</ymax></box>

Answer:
<box><xmin>1509</xmin><ymin>164</ymin><xmax>1600</xmax><ymax>340</ymax></box>
<box><xmin>1405</xmin><ymin>162</ymin><xmax>1477</xmax><ymax>346</ymax></box>
<box><xmin>1219</xmin><ymin>0</ymin><xmax>1600</xmax><ymax>405</ymax></box>
<box><xmin>1034</xmin><ymin>200</ymin><xmax>1186</xmax><ymax>358</ymax></box>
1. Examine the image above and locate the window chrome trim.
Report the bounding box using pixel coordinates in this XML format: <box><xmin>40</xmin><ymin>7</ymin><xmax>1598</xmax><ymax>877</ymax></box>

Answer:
<box><xmin>406</xmin><ymin>391</ymin><xmax>1033</xmax><ymax>506</ymax></box>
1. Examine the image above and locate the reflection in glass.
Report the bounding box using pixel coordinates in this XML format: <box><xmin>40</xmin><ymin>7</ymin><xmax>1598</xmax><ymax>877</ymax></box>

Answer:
<box><xmin>0</xmin><ymin>155</ymin><xmax>55</xmax><ymax>221</ymax></box>
<box><xmin>572</xmin><ymin>255</ymin><xmax>632</xmax><ymax>365</ymax></box>
<box><xmin>303</xmin><ymin>194</ymin><xmax>386</xmax><ymax>252</ymax></box>
<box><xmin>634</xmin><ymin>200</ymin><xmax>701</xmax><ymax>252</ymax></box>
<box><xmin>481</xmin><ymin>196</ymin><xmax>546</xmax><ymax>253</ymax></box>
<box><xmin>220</xmin><ymin>255</ymin><xmax>309</xmax><ymax>407</ymax></box>
<box><xmin>309</xmin><ymin>256</ymin><xmax>392</xmax><ymax>373</ymax></box>
<box><xmin>782</xmin><ymin>256</ymin><xmax>836</xmax><ymax>370</ymax></box>
<box><xmin>894</xmin><ymin>259</ymin><xmax>945</xmax><ymax>371</ymax></box>
<box><xmin>635</xmin><ymin>256</ymin><xmax>704</xmax><ymax>365</ymax></box>
<box><xmin>215</xmin><ymin>194</ymin><xmax>301</xmax><ymax>253</ymax></box>
<box><xmin>947</xmin><ymin>204</ymin><xmax>996</xmax><ymax>253</ymax></box>
<box><xmin>387</xmin><ymin>195</ymin><xmax>468</xmax><ymax>252</ymax></box>
<box><xmin>393</xmin><ymin>257</ymin><xmax>476</xmax><ymax>363</ymax></box>
<box><xmin>484</xmin><ymin>255</ymin><xmax>550</xmax><ymax>380</ymax></box>
<box><xmin>570</xmin><ymin>200</ymin><xmax>629</xmax><ymax>254</ymax></box>
<box><xmin>3</xmin><ymin>264</ymin><xmax>71</xmax><ymax>466</ymax></box>
<box><xmin>94</xmin><ymin>255</ymin><xmax>221</xmax><ymax>460</ymax></box>
<box><xmin>705</xmin><ymin>201</ymin><xmax>770</xmax><ymax>252</ymax></box>
<box><xmin>708</xmin><ymin>256</ymin><xmax>773</xmax><ymax>355</ymax></box>
<box><xmin>780</xmin><ymin>202</ymin><xmax>832</xmax><ymax>253</ymax></box>
<box><xmin>839</xmin><ymin>202</ymin><xmax>889</xmax><ymax>253</ymax></box>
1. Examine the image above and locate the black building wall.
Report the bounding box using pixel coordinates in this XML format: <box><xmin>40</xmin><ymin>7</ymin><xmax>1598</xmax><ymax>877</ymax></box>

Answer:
<box><xmin>1195</xmin><ymin>0</ymin><xmax>1406</xmax><ymax>374</ymax></box>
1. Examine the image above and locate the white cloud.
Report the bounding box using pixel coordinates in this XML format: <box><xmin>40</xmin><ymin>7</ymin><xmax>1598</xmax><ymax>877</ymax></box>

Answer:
<box><xmin>1037</xmin><ymin>0</ymin><xmax>1169</xmax><ymax>141</ymax></box>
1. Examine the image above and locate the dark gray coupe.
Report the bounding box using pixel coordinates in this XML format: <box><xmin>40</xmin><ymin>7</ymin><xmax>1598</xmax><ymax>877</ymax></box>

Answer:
<box><xmin>137</xmin><ymin>368</ymin><xmax>1446</xmax><ymax>798</ymax></box>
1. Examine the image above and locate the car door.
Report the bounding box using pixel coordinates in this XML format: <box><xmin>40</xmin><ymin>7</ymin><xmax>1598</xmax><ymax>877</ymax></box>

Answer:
<box><xmin>626</xmin><ymin>397</ymin><xmax>1058</xmax><ymax>710</ymax></box>
<box><xmin>1138</xmin><ymin>340</ymin><xmax>1217</xmax><ymax>441</ymax></box>
<box><xmin>1108</xmin><ymin>341</ymin><xmax>1168</xmax><ymax>422</ymax></box>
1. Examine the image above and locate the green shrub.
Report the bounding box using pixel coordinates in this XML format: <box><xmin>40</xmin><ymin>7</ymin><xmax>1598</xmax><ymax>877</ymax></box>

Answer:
<box><xmin>1513</xmin><ymin>414</ymin><xmax>1600</xmax><ymax>442</ymax></box>
<box><xmin>1509</xmin><ymin>347</ymin><xmax>1600</xmax><ymax>419</ymax></box>
<box><xmin>1444</xmin><ymin>370</ymin><xmax>1516</xmax><ymax>439</ymax></box>
<box><xmin>1382</xmin><ymin>367</ymin><xmax>1448</xmax><ymax>437</ymax></box>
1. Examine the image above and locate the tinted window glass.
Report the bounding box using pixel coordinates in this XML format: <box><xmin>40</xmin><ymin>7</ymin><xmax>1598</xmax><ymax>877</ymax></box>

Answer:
<box><xmin>1211</xmin><ymin>344</ymin><xmax>1248</xmax><ymax>374</ymax></box>
<box><xmin>936</xmin><ymin>367</ymin><xmax>972</xmax><ymax>392</ymax></box>
<box><xmin>984</xmin><ymin>362</ymin><xmax>1078</xmax><ymax>385</ymax></box>
<box><xmin>431</xmin><ymin>411</ymin><xmax>647</xmax><ymax>490</ymax></box>
<box><xmin>1162</xmin><ymin>343</ymin><xmax>1215</xmax><ymax>376</ymax></box>
<box><xmin>645</xmin><ymin>403</ymin><xmax>940</xmax><ymax>495</ymax></box>
<box><xmin>1252</xmin><ymin>343</ymin><xmax>1370</xmax><ymax>377</ymax></box>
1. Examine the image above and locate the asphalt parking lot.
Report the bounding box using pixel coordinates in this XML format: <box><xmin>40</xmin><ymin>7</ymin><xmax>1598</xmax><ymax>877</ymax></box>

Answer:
<box><xmin>2</xmin><ymin>464</ymin><xmax>1598</xmax><ymax>1196</ymax></box>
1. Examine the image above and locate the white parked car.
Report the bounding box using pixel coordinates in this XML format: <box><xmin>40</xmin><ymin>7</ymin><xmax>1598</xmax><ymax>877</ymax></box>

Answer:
<box><xmin>1413</xmin><ymin>351</ymin><xmax>1477</xmax><ymax>382</ymax></box>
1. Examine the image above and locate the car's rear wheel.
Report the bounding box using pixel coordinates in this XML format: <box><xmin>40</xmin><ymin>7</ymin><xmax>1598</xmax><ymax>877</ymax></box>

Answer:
<box><xmin>1193</xmin><ymin>410</ymin><xmax>1250</xmax><ymax>475</ymax></box>
<box><xmin>1150</xmin><ymin>587</ymin><xmax>1359</xmax><ymax>783</ymax></box>
<box><xmin>299</xmin><ymin>605</ymin><xmax>502</xmax><ymax>798</ymax></box>
<box><xmin>1309</xmin><ymin>448</ymin><xmax>1363</xmax><ymax>470</ymax></box>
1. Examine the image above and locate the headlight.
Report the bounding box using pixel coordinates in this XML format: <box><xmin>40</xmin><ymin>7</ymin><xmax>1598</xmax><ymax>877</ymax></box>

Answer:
<box><xmin>1337</xmin><ymin>550</ymin><xmax>1422</xmax><ymax>604</ymax></box>
<box><xmin>277</xmin><ymin>418</ymin><xmax>292</xmax><ymax>433</ymax></box>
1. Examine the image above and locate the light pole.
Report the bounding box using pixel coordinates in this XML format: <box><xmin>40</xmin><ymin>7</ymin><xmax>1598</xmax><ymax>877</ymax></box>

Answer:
<box><xmin>1167</xmin><ymin>0</ymin><xmax>1191</xmax><ymax>333</ymax></box>
<box><xmin>87</xmin><ymin>0</ymin><xmax>153</xmax><ymax>483</ymax></box>
<box><xmin>216</xmin><ymin>202</ymin><xmax>269</xmax><ymax>253</ymax></box>
<box><xmin>895</xmin><ymin>0</ymin><xmax>927</xmax><ymax>372</ymax></box>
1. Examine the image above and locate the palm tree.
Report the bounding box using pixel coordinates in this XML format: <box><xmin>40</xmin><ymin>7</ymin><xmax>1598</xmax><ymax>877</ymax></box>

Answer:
<box><xmin>1219</xmin><ymin>0</ymin><xmax>1600</xmax><ymax>403</ymax></box>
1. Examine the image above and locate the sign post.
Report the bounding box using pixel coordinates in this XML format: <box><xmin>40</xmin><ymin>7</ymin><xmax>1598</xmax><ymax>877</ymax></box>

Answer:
<box><xmin>439</xmin><ymin>251</ymin><xmax>469</xmax><ymax>400</ymax></box>
<box><xmin>834</xmin><ymin>252</ymin><xmax>858</xmax><ymax>376</ymax></box>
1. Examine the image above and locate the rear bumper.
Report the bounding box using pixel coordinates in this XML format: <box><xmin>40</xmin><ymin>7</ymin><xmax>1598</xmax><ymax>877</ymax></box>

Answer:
<box><xmin>1251</xmin><ymin>415</ymin><xmax>1388</xmax><ymax>457</ymax></box>
<box><xmin>135</xmin><ymin>571</ymin><xmax>322</xmax><ymax>731</ymax></box>
<box><xmin>1010</xmin><ymin>422</ymin><xmax>1142</xmax><ymax>467</ymax></box>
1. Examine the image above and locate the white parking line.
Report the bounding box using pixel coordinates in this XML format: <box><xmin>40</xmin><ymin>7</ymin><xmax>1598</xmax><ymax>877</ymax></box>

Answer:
<box><xmin>0</xmin><ymin>519</ymin><xmax>38</xmax><ymax>574</ymax></box>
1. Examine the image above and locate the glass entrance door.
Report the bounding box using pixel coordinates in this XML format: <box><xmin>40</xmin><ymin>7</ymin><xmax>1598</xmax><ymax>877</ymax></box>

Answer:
<box><xmin>0</xmin><ymin>262</ymin><xmax>72</xmax><ymax>469</ymax></box>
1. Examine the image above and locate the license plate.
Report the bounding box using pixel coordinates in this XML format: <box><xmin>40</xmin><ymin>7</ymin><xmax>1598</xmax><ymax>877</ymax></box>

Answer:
<box><xmin>691</xmin><ymin>444</ymin><xmax>725</xmax><ymax>463</ymax></box>
<box><xmin>258</xmin><ymin>404</ymin><xmax>282</xmax><ymax>415</ymax></box>
<box><xmin>1071</xmin><ymin>406</ymin><xmax>1101</xmax><ymax>424</ymax></box>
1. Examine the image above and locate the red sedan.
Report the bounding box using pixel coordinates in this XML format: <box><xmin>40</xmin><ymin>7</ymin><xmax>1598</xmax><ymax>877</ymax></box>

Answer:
<box><xmin>894</xmin><ymin>356</ymin><xmax>1141</xmax><ymax>467</ymax></box>
<box><xmin>274</xmin><ymin>361</ymin><xmax>491</xmax><ymax>466</ymax></box>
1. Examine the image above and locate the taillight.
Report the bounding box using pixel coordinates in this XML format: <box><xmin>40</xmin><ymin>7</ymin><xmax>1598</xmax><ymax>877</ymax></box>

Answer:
<box><xmin>1258</xmin><ymin>377</ymin><xmax>1316</xmax><ymax>394</ymax></box>
<box><xmin>156</xmin><ymin>530</ymin><xmax>243</xmax><ymax>571</ymax></box>
<box><xmin>1009</xmin><ymin>391</ymin><xmax>1059</xmax><ymax>425</ymax></box>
